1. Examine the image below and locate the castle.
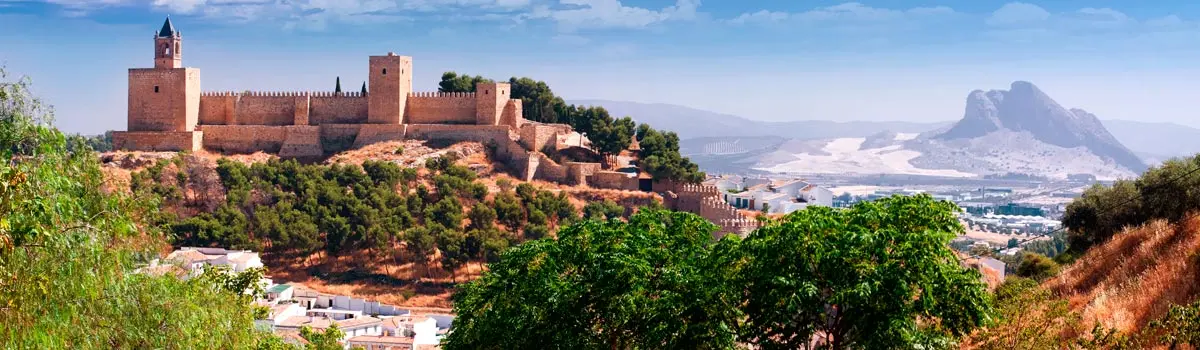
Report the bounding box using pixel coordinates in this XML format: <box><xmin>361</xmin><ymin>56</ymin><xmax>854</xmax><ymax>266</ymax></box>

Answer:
<box><xmin>115</xmin><ymin>17</ymin><xmax>546</xmax><ymax>159</ymax></box>
<box><xmin>112</xmin><ymin>18</ymin><xmax>759</xmax><ymax>238</ymax></box>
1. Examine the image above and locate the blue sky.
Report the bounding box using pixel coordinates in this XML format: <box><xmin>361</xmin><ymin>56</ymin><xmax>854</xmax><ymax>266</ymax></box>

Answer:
<box><xmin>4</xmin><ymin>0</ymin><xmax>1200</xmax><ymax>134</ymax></box>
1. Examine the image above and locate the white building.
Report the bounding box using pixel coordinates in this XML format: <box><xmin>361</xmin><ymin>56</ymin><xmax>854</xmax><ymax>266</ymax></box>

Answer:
<box><xmin>713</xmin><ymin>177</ymin><xmax>834</xmax><ymax>215</ymax></box>
<box><xmin>165</xmin><ymin>247</ymin><xmax>264</xmax><ymax>277</ymax></box>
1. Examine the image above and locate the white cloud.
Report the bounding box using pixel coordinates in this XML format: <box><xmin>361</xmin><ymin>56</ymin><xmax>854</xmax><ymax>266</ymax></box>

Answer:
<box><xmin>986</xmin><ymin>2</ymin><xmax>1050</xmax><ymax>26</ymax></box>
<box><xmin>729</xmin><ymin>2</ymin><xmax>955</xmax><ymax>25</ymax></box>
<box><xmin>528</xmin><ymin>0</ymin><xmax>700</xmax><ymax>32</ymax></box>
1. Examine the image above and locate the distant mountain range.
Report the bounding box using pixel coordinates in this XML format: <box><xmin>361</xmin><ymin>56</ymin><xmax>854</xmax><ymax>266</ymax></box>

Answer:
<box><xmin>571</xmin><ymin>87</ymin><xmax>1200</xmax><ymax>178</ymax></box>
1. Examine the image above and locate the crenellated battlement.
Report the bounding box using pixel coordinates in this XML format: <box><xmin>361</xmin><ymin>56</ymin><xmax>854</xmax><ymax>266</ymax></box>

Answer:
<box><xmin>408</xmin><ymin>91</ymin><xmax>476</xmax><ymax>98</ymax></box>
<box><xmin>200</xmin><ymin>91</ymin><xmax>365</xmax><ymax>98</ymax></box>
<box><xmin>677</xmin><ymin>183</ymin><xmax>720</xmax><ymax>195</ymax></box>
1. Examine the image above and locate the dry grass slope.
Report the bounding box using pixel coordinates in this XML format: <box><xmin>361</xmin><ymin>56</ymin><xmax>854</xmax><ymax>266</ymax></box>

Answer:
<box><xmin>1047</xmin><ymin>215</ymin><xmax>1200</xmax><ymax>333</ymax></box>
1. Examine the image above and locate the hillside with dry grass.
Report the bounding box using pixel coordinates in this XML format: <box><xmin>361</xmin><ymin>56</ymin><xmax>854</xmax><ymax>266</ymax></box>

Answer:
<box><xmin>1049</xmin><ymin>215</ymin><xmax>1200</xmax><ymax>334</ymax></box>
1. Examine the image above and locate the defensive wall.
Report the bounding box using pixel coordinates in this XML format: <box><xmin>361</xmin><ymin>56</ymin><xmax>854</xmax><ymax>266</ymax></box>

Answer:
<box><xmin>199</xmin><ymin>91</ymin><xmax>369</xmax><ymax>126</ymax></box>
<box><xmin>589</xmin><ymin>171</ymin><xmax>640</xmax><ymax>190</ymax></box>
<box><xmin>668</xmin><ymin>183</ymin><xmax>760</xmax><ymax>238</ymax></box>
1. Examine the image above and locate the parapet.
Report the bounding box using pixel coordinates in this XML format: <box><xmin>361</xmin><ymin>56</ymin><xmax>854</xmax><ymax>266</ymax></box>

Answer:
<box><xmin>200</xmin><ymin>91</ymin><xmax>365</xmax><ymax>97</ymax></box>
<box><xmin>408</xmin><ymin>92</ymin><xmax>476</xmax><ymax>98</ymax></box>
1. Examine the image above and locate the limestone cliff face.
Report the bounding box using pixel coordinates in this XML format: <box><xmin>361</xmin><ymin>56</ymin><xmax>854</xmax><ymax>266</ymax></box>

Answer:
<box><xmin>936</xmin><ymin>81</ymin><xmax>1146</xmax><ymax>173</ymax></box>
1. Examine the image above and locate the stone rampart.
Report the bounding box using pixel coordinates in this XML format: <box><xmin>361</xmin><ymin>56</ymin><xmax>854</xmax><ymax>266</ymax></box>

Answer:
<box><xmin>407</xmin><ymin>124</ymin><xmax>525</xmax><ymax>161</ymax></box>
<box><xmin>406</xmin><ymin>93</ymin><xmax>476</xmax><ymax>124</ymax></box>
<box><xmin>716</xmin><ymin>218</ymin><xmax>760</xmax><ymax>239</ymax></box>
<box><xmin>236</xmin><ymin>95</ymin><xmax>296</xmax><ymax>126</ymax></box>
<box><xmin>199</xmin><ymin>125</ymin><xmax>287</xmax><ymax>153</ymax></box>
<box><xmin>279</xmin><ymin>126</ymin><xmax>323</xmax><ymax>158</ymax></box>
<box><xmin>501</xmin><ymin>99</ymin><xmax>523</xmax><ymax>128</ymax></box>
<box><xmin>353</xmin><ymin>124</ymin><xmax>408</xmax><ymax>148</ymax></box>
<box><xmin>198</xmin><ymin>94</ymin><xmax>236</xmax><ymax>125</ymax></box>
<box><xmin>590</xmin><ymin>171</ymin><xmax>640</xmax><ymax>190</ymax></box>
<box><xmin>112</xmin><ymin>130</ymin><xmax>202</xmax><ymax>152</ymax></box>
<box><xmin>318</xmin><ymin>124</ymin><xmax>362</xmax><ymax>153</ymax></box>
<box><xmin>526</xmin><ymin>152</ymin><xmax>568</xmax><ymax>183</ymax></box>
<box><xmin>310</xmin><ymin>96</ymin><xmax>368</xmax><ymax>125</ymax></box>
<box><xmin>565</xmin><ymin>162</ymin><xmax>601</xmax><ymax>186</ymax></box>
<box><xmin>196</xmin><ymin>91</ymin><xmax>367</xmax><ymax>127</ymax></box>
<box><xmin>518</xmin><ymin>123</ymin><xmax>572</xmax><ymax>153</ymax></box>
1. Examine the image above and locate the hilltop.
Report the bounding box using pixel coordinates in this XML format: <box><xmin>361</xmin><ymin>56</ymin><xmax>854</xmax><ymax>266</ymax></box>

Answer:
<box><xmin>99</xmin><ymin>139</ymin><xmax>661</xmax><ymax>308</ymax></box>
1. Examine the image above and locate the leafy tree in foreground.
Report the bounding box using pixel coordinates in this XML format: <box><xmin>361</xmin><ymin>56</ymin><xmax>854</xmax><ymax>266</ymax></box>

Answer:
<box><xmin>0</xmin><ymin>68</ymin><xmax>281</xmax><ymax>348</ymax></box>
<box><xmin>444</xmin><ymin>209</ymin><xmax>741</xmax><ymax>349</ymax></box>
<box><xmin>734</xmin><ymin>194</ymin><xmax>993</xmax><ymax>349</ymax></box>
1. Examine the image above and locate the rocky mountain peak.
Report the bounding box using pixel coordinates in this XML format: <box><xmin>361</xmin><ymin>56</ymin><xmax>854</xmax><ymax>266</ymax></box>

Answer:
<box><xmin>936</xmin><ymin>81</ymin><xmax>1147</xmax><ymax>172</ymax></box>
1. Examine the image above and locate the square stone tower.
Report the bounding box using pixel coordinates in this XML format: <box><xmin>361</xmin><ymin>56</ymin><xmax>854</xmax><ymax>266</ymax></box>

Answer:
<box><xmin>128</xmin><ymin>17</ymin><xmax>199</xmax><ymax>133</ymax></box>
<box><xmin>113</xmin><ymin>17</ymin><xmax>202</xmax><ymax>152</ymax></box>
<box><xmin>368</xmin><ymin>53</ymin><xmax>412</xmax><ymax>124</ymax></box>
<box><xmin>475</xmin><ymin>81</ymin><xmax>510</xmax><ymax>125</ymax></box>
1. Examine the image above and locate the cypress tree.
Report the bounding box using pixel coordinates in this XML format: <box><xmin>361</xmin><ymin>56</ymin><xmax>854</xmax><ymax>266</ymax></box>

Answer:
<box><xmin>361</xmin><ymin>81</ymin><xmax>367</xmax><ymax>96</ymax></box>
<box><xmin>335</xmin><ymin>76</ymin><xmax>342</xmax><ymax>93</ymax></box>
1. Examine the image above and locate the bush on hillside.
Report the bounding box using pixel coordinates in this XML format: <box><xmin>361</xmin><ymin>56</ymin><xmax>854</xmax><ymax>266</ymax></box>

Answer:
<box><xmin>1062</xmin><ymin>155</ymin><xmax>1200</xmax><ymax>252</ymax></box>
<box><xmin>1015</xmin><ymin>253</ymin><xmax>1061</xmax><ymax>282</ymax></box>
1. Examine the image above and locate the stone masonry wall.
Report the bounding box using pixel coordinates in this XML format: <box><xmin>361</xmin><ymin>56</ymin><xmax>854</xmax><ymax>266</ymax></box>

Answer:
<box><xmin>236</xmin><ymin>95</ymin><xmax>296</xmax><ymax>126</ymax></box>
<box><xmin>198</xmin><ymin>94</ymin><xmax>236</xmax><ymax>125</ymax></box>
<box><xmin>527</xmin><ymin>152</ymin><xmax>567</xmax><ymax>183</ymax></box>
<box><xmin>128</xmin><ymin>68</ymin><xmax>198</xmax><ymax>132</ymax></box>
<box><xmin>112</xmin><ymin>131</ymin><xmax>202</xmax><ymax>152</ymax></box>
<box><xmin>501</xmin><ymin>99</ymin><xmax>523</xmax><ymax>129</ymax></box>
<box><xmin>199</xmin><ymin>125</ymin><xmax>288</xmax><ymax>153</ymax></box>
<box><xmin>406</xmin><ymin>93</ymin><xmax>476</xmax><ymax>124</ymax></box>
<box><xmin>518</xmin><ymin>123</ymin><xmax>572</xmax><ymax>153</ymax></box>
<box><xmin>310</xmin><ymin>96</ymin><xmax>368</xmax><ymax>124</ymax></box>
<box><xmin>590</xmin><ymin>171</ymin><xmax>640</xmax><ymax>191</ymax></box>
<box><xmin>197</xmin><ymin>91</ymin><xmax>366</xmax><ymax>127</ymax></box>
<box><xmin>565</xmin><ymin>162</ymin><xmax>601</xmax><ymax>186</ymax></box>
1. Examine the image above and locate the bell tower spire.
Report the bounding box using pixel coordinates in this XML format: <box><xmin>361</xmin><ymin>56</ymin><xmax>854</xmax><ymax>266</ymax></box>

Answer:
<box><xmin>154</xmin><ymin>16</ymin><xmax>182</xmax><ymax>69</ymax></box>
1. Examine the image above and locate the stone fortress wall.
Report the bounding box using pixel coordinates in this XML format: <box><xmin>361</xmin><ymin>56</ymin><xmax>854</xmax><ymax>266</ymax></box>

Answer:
<box><xmin>114</xmin><ymin>18</ymin><xmax>747</xmax><ymax>235</ymax></box>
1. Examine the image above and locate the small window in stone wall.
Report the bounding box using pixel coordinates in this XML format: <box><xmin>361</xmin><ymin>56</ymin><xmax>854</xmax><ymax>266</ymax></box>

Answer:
<box><xmin>383</xmin><ymin>69</ymin><xmax>387</xmax><ymax>75</ymax></box>
<box><xmin>485</xmin><ymin>90</ymin><xmax>489</xmax><ymax>95</ymax></box>
<box><xmin>154</xmin><ymin>86</ymin><xmax>159</xmax><ymax>93</ymax></box>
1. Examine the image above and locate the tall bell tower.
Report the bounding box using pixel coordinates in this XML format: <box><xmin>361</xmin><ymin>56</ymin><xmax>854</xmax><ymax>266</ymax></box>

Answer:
<box><xmin>154</xmin><ymin>16</ymin><xmax>182</xmax><ymax>69</ymax></box>
<box><xmin>114</xmin><ymin>16</ymin><xmax>203</xmax><ymax>152</ymax></box>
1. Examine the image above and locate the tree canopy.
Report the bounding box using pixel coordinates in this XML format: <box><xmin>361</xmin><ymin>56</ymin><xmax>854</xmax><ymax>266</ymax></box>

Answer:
<box><xmin>447</xmin><ymin>194</ymin><xmax>994</xmax><ymax>349</ymax></box>
<box><xmin>734</xmin><ymin>194</ymin><xmax>992</xmax><ymax>349</ymax></box>
<box><xmin>437</xmin><ymin>72</ymin><xmax>703</xmax><ymax>183</ymax></box>
<box><xmin>444</xmin><ymin>209</ymin><xmax>742</xmax><ymax>349</ymax></box>
<box><xmin>1061</xmin><ymin>155</ymin><xmax>1200</xmax><ymax>252</ymax></box>
<box><xmin>0</xmin><ymin>68</ymin><xmax>284</xmax><ymax>348</ymax></box>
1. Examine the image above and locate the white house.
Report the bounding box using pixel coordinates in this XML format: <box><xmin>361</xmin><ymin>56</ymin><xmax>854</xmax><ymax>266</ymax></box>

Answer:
<box><xmin>165</xmin><ymin>247</ymin><xmax>264</xmax><ymax>277</ymax></box>
<box><xmin>275</xmin><ymin>315</ymin><xmax>384</xmax><ymax>343</ymax></box>
<box><xmin>720</xmin><ymin>178</ymin><xmax>834</xmax><ymax>214</ymax></box>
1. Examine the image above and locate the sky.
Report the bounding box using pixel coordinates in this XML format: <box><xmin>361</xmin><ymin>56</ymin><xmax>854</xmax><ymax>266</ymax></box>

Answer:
<box><xmin>3</xmin><ymin>0</ymin><xmax>1200</xmax><ymax>135</ymax></box>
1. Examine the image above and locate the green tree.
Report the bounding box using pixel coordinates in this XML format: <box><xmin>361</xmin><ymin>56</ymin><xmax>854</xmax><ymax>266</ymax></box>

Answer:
<box><xmin>1015</xmin><ymin>253</ymin><xmax>1060</xmax><ymax>282</ymax></box>
<box><xmin>467</xmin><ymin>202</ymin><xmax>497</xmax><ymax>231</ymax></box>
<box><xmin>734</xmin><ymin>195</ymin><xmax>993</xmax><ymax>349</ymax></box>
<box><xmin>583</xmin><ymin>199</ymin><xmax>625</xmax><ymax>220</ymax></box>
<box><xmin>1008</xmin><ymin>237</ymin><xmax>1020</xmax><ymax>248</ymax></box>
<box><xmin>445</xmin><ymin>209</ymin><xmax>741</xmax><ymax>349</ymax></box>
<box><xmin>438</xmin><ymin>72</ymin><xmax>492</xmax><ymax>93</ymax></box>
<box><xmin>0</xmin><ymin>67</ymin><xmax>281</xmax><ymax>348</ymax></box>
<box><xmin>300</xmin><ymin>323</ymin><xmax>345</xmax><ymax>350</ymax></box>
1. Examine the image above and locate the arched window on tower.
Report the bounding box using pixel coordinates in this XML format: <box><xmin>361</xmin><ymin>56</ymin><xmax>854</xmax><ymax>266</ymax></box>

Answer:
<box><xmin>174</xmin><ymin>42</ymin><xmax>180</xmax><ymax>55</ymax></box>
<box><xmin>382</xmin><ymin>69</ymin><xmax>387</xmax><ymax>75</ymax></box>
